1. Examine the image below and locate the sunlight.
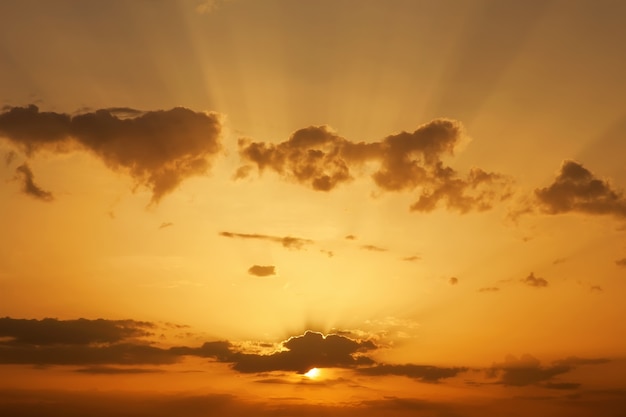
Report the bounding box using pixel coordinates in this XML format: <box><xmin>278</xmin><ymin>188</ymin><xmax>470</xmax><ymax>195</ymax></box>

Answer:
<box><xmin>304</xmin><ymin>367</ymin><xmax>321</xmax><ymax>379</ymax></box>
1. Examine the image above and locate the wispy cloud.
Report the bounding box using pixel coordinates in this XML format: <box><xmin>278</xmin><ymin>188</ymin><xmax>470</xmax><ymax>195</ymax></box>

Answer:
<box><xmin>219</xmin><ymin>231</ymin><xmax>313</xmax><ymax>250</ymax></box>
<box><xmin>14</xmin><ymin>163</ymin><xmax>53</xmax><ymax>201</ymax></box>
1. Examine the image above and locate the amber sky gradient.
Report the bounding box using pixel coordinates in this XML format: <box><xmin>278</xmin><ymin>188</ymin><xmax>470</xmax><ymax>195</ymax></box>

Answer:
<box><xmin>1</xmin><ymin>0</ymin><xmax>625</xmax><ymax>416</ymax></box>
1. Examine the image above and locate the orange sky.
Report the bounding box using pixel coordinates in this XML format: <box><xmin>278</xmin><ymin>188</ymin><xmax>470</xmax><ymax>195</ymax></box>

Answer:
<box><xmin>1</xmin><ymin>0</ymin><xmax>625</xmax><ymax>415</ymax></box>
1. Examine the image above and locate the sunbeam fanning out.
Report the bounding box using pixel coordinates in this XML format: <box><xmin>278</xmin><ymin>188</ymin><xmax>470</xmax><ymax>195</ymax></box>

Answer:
<box><xmin>1</xmin><ymin>1</ymin><xmax>626</xmax><ymax>416</ymax></box>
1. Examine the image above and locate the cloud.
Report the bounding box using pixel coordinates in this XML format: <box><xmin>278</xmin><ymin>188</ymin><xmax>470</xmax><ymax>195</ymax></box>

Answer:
<box><xmin>0</xmin><ymin>105</ymin><xmax>222</xmax><ymax>203</ymax></box>
<box><xmin>488</xmin><ymin>355</ymin><xmax>610</xmax><ymax>388</ymax></box>
<box><xmin>4</xmin><ymin>150</ymin><xmax>15</xmax><ymax>165</ymax></box>
<box><xmin>159</xmin><ymin>222</ymin><xmax>173</xmax><ymax>229</ymax></box>
<box><xmin>361</xmin><ymin>245</ymin><xmax>387</xmax><ymax>252</ymax></box>
<box><xmin>449</xmin><ymin>277</ymin><xmax>459</xmax><ymax>285</ymax></box>
<box><xmin>521</xmin><ymin>272</ymin><xmax>548</xmax><ymax>288</ymax></box>
<box><xmin>552</xmin><ymin>357</ymin><xmax>610</xmax><ymax>367</ymax></box>
<box><xmin>74</xmin><ymin>366</ymin><xmax>164</xmax><ymax>374</ymax></box>
<box><xmin>237</xmin><ymin>119</ymin><xmax>511</xmax><ymax>213</ymax></box>
<box><xmin>219</xmin><ymin>231</ymin><xmax>313</xmax><ymax>250</ymax></box>
<box><xmin>478</xmin><ymin>287</ymin><xmax>500</xmax><ymax>293</ymax></box>
<box><xmin>231</xmin><ymin>331</ymin><xmax>376</xmax><ymax>374</ymax></box>
<box><xmin>357</xmin><ymin>364</ymin><xmax>467</xmax><ymax>383</ymax></box>
<box><xmin>402</xmin><ymin>255</ymin><xmax>421</xmax><ymax>262</ymax></box>
<box><xmin>488</xmin><ymin>355</ymin><xmax>570</xmax><ymax>386</ymax></box>
<box><xmin>615</xmin><ymin>258</ymin><xmax>626</xmax><ymax>267</ymax></box>
<box><xmin>0</xmin><ymin>317</ymin><xmax>154</xmax><ymax>345</ymax></box>
<box><xmin>14</xmin><ymin>163</ymin><xmax>53</xmax><ymax>201</ymax></box>
<box><xmin>345</xmin><ymin>235</ymin><xmax>356</xmax><ymax>240</ymax></box>
<box><xmin>535</xmin><ymin>160</ymin><xmax>626</xmax><ymax>218</ymax></box>
<box><xmin>248</xmin><ymin>265</ymin><xmax>276</xmax><ymax>277</ymax></box>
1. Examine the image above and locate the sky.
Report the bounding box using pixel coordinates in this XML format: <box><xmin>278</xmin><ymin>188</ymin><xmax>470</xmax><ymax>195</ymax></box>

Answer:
<box><xmin>1</xmin><ymin>0</ymin><xmax>625</xmax><ymax>415</ymax></box>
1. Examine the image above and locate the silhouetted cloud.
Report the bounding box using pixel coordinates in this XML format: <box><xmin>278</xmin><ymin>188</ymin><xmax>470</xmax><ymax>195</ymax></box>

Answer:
<box><xmin>159</xmin><ymin>222</ymin><xmax>173</xmax><ymax>229</ymax></box>
<box><xmin>345</xmin><ymin>235</ymin><xmax>356</xmax><ymax>240</ymax></box>
<box><xmin>0</xmin><ymin>317</ymin><xmax>154</xmax><ymax>345</ymax></box>
<box><xmin>590</xmin><ymin>285</ymin><xmax>603</xmax><ymax>292</ymax></box>
<box><xmin>74</xmin><ymin>366</ymin><xmax>163</xmax><ymax>374</ymax></box>
<box><xmin>535</xmin><ymin>160</ymin><xmax>626</xmax><ymax>218</ymax></box>
<box><xmin>0</xmin><ymin>105</ymin><xmax>222</xmax><ymax>203</ymax></box>
<box><xmin>488</xmin><ymin>355</ymin><xmax>570</xmax><ymax>386</ymax></box>
<box><xmin>521</xmin><ymin>272</ymin><xmax>548</xmax><ymax>288</ymax></box>
<box><xmin>238</xmin><ymin>119</ymin><xmax>511</xmax><ymax>213</ymax></box>
<box><xmin>488</xmin><ymin>355</ymin><xmax>610</xmax><ymax>388</ymax></box>
<box><xmin>231</xmin><ymin>331</ymin><xmax>376</xmax><ymax>374</ymax></box>
<box><xmin>402</xmin><ymin>255</ymin><xmax>421</xmax><ymax>262</ymax></box>
<box><xmin>248</xmin><ymin>265</ymin><xmax>276</xmax><ymax>277</ymax></box>
<box><xmin>615</xmin><ymin>258</ymin><xmax>626</xmax><ymax>267</ymax></box>
<box><xmin>449</xmin><ymin>277</ymin><xmax>459</xmax><ymax>285</ymax></box>
<box><xmin>478</xmin><ymin>287</ymin><xmax>499</xmax><ymax>293</ymax></box>
<box><xmin>357</xmin><ymin>364</ymin><xmax>467</xmax><ymax>383</ymax></box>
<box><xmin>14</xmin><ymin>163</ymin><xmax>53</xmax><ymax>201</ymax></box>
<box><xmin>219</xmin><ymin>231</ymin><xmax>313</xmax><ymax>249</ymax></box>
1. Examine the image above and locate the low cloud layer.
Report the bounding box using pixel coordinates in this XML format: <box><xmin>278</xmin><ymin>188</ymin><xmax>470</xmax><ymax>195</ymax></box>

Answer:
<box><xmin>0</xmin><ymin>105</ymin><xmax>222</xmax><ymax>203</ymax></box>
<box><xmin>219</xmin><ymin>231</ymin><xmax>313</xmax><ymax>250</ymax></box>
<box><xmin>535</xmin><ymin>160</ymin><xmax>626</xmax><ymax>218</ymax></box>
<box><xmin>488</xmin><ymin>354</ymin><xmax>609</xmax><ymax>388</ymax></box>
<box><xmin>357</xmin><ymin>364</ymin><xmax>467</xmax><ymax>383</ymax></box>
<box><xmin>237</xmin><ymin>119</ymin><xmax>512</xmax><ymax>213</ymax></box>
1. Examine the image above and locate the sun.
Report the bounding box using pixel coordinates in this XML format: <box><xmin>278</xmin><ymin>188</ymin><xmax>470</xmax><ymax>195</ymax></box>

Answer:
<box><xmin>304</xmin><ymin>367</ymin><xmax>321</xmax><ymax>379</ymax></box>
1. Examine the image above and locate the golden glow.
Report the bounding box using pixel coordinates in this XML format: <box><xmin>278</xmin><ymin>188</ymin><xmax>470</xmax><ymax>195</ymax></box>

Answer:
<box><xmin>304</xmin><ymin>368</ymin><xmax>321</xmax><ymax>379</ymax></box>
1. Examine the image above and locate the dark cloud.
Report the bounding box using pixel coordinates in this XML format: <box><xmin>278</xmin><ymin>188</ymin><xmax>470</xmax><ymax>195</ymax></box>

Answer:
<box><xmin>159</xmin><ymin>222</ymin><xmax>173</xmax><ymax>229</ymax></box>
<box><xmin>488</xmin><ymin>355</ymin><xmax>610</xmax><ymax>389</ymax></box>
<box><xmin>0</xmin><ymin>342</ymin><xmax>178</xmax><ymax>366</ymax></box>
<box><xmin>238</xmin><ymin>119</ymin><xmax>511</xmax><ymax>213</ymax></box>
<box><xmin>449</xmin><ymin>277</ymin><xmax>459</xmax><ymax>285</ymax></box>
<box><xmin>535</xmin><ymin>160</ymin><xmax>626</xmax><ymax>218</ymax></box>
<box><xmin>521</xmin><ymin>272</ymin><xmax>548</xmax><ymax>288</ymax></box>
<box><xmin>14</xmin><ymin>163</ymin><xmax>53</xmax><ymax>201</ymax></box>
<box><xmin>590</xmin><ymin>285</ymin><xmax>603</xmax><ymax>292</ymax></box>
<box><xmin>357</xmin><ymin>364</ymin><xmax>467</xmax><ymax>383</ymax></box>
<box><xmin>219</xmin><ymin>231</ymin><xmax>313</xmax><ymax>250</ymax></box>
<box><xmin>345</xmin><ymin>235</ymin><xmax>356</xmax><ymax>240</ymax></box>
<box><xmin>478</xmin><ymin>287</ymin><xmax>499</xmax><ymax>293</ymax></box>
<box><xmin>615</xmin><ymin>258</ymin><xmax>626</xmax><ymax>267</ymax></box>
<box><xmin>74</xmin><ymin>366</ymin><xmax>163</xmax><ymax>374</ymax></box>
<box><xmin>361</xmin><ymin>245</ymin><xmax>387</xmax><ymax>252</ymax></box>
<box><xmin>488</xmin><ymin>355</ymin><xmax>570</xmax><ymax>386</ymax></box>
<box><xmin>402</xmin><ymin>255</ymin><xmax>421</xmax><ymax>262</ymax></box>
<box><xmin>0</xmin><ymin>105</ymin><xmax>222</xmax><ymax>203</ymax></box>
<box><xmin>231</xmin><ymin>331</ymin><xmax>376</xmax><ymax>374</ymax></box>
<box><xmin>320</xmin><ymin>250</ymin><xmax>334</xmax><ymax>258</ymax></box>
<box><xmin>0</xmin><ymin>317</ymin><xmax>154</xmax><ymax>345</ymax></box>
<box><xmin>248</xmin><ymin>265</ymin><xmax>276</xmax><ymax>277</ymax></box>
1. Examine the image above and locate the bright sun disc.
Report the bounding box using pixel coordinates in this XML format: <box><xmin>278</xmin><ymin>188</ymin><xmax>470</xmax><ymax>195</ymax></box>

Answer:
<box><xmin>304</xmin><ymin>367</ymin><xmax>320</xmax><ymax>378</ymax></box>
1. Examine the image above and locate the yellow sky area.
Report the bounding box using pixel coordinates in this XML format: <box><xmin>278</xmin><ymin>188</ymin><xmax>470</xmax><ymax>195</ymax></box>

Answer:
<box><xmin>1</xmin><ymin>145</ymin><xmax>625</xmax><ymax>365</ymax></box>
<box><xmin>1</xmin><ymin>1</ymin><xmax>626</xmax><ymax>416</ymax></box>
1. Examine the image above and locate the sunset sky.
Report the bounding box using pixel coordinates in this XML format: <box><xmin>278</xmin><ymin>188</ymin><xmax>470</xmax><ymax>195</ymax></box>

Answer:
<box><xmin>1</xmin><ymin>0</ymin><xmax>626</xmax><ymax>415</ymax></box>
